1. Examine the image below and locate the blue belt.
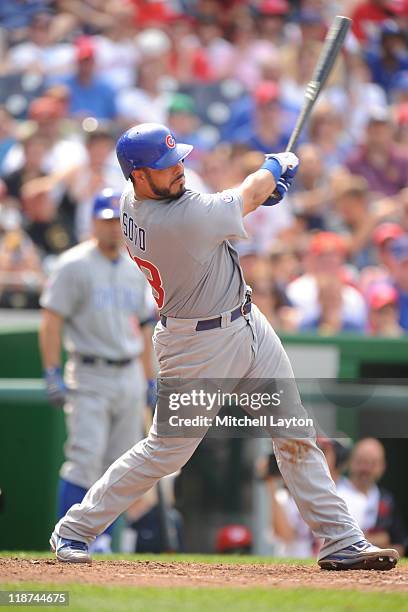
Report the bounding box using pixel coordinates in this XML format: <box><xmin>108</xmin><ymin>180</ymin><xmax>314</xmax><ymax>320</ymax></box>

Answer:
<box><xmin>160</xmin><ymin>300</ymin><xmax>252</xmax><ymax>331</ymax></box>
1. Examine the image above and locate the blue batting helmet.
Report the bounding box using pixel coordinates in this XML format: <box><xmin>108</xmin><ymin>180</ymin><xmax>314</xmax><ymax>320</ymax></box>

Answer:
<box><xmin>116</xmin><ymin>123</ymin><xmax>193</xmax><ymax>179</ymax></box>
<box><xmin>93</xmin><ymin>188</ymin><xmax>121</xmax><ymax>219</ymax></box>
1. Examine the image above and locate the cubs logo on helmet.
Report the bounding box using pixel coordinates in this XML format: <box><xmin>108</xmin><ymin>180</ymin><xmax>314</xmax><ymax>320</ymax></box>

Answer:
<box><xmin>166</xmin><ymin>134</ymin><xmax>176</xmax><ymax>149</ymax></box>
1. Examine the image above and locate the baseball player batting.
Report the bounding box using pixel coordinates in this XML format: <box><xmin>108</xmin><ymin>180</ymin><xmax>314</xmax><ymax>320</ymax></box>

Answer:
<box><xmin>50</xmin><ymin>124</ymin><xmax>399</xmax><ymax>571</ymax></box>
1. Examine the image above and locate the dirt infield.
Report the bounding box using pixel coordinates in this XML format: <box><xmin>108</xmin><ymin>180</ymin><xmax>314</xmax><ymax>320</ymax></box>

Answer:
<box><xmin>1</xmin><ymin>557</ymin><xmax>407</xmax><ymax>591</ymax></box>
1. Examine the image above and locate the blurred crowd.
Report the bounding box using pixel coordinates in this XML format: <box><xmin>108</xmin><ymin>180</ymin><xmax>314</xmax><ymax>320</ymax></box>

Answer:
<box><xmin>0</xmin><ymin>0</ymin><xmax>407</xmax><ymax>336</ymax></box>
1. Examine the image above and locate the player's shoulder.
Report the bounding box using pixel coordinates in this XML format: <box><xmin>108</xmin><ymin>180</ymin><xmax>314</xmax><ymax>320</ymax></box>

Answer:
<box><xmin>177</xmin><ymin>189</ymin><xmax>205</xmax><ymax>205</ymax></box>
<box><xmin>215</xmin><ymin>188</ymin><xmax>241</xmax><ymax>204</ymax></box>
<box><xmin>180</xmin><ymin>188</ymin><xmax>240</xmax><ymax>208</ymax></box>
<box><xmin>187</xmin><ymin>187</ymin><xmax>239</xmax><ymax>200</ymax></box>
<box><xmin>53</xmin><ymin>240</ymin><xmax>96</xmax><ymax>270</ymax></box>
<box><xmin>169</xmin><ymin>190</ymin><xmax>208</xmax><ymax>224</ymax></box>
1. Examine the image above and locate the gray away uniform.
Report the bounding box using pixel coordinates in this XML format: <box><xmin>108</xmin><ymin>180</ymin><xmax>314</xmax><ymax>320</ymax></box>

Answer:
<box><xmin>41</xmin><ymin>240</ymin><xmax>150</xmax><ymax>488</ymax></box>
<box><xmin>55</xmin><ymin>189</ymin><xmax>364</xmax><ymax>559</ymax></box>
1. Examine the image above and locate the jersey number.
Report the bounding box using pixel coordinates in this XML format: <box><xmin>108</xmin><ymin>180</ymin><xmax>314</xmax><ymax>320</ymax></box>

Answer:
<box><xmin>128</xmin><ymin>250</ymin><xmax>165</xmax><ymax>309</ymax></box>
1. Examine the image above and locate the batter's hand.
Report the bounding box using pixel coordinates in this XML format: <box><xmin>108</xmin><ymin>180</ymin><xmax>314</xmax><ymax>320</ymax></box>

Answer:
<box><xmin>44</xmin><ymin>366</ymin><xmax>67</xmax><ymax>407</ymax></box>
<box><xmin>262</xmin><ymin>152</ymin><xmax>299</xmax><ymax>206</ymax></box>
<box><xmin>264</xmin><ymin>152</ymin><xmax>299</xmax><ymax>180</ymax></box>
<box><xmin>262</xmin><ymin>176</ymin><xmax>294</xmax><ymax>206</ymax></box>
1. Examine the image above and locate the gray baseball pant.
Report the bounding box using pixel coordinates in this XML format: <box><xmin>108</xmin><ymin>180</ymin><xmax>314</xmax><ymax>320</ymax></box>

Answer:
<box><xmin>55</xmin><ymin>305</ymin><xmax>364</xmax><ymax>559</ymax></box>
<box><xmin>61</xmin><ymin>357</ymin><xmax>145</xmax><ymax>488</ymax></box>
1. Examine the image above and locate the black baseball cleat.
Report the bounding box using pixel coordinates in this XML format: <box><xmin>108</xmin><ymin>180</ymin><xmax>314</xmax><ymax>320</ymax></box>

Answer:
<box><xmin>318</xmin><ymin>539</ymin><xmax>399</xmax><ymax>571</ymax></box>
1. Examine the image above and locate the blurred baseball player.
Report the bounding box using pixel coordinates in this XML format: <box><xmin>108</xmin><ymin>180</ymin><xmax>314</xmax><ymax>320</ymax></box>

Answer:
<box><xmin>40</xmin><ymin>189</ymin><xmax>155</xmax><ymax>553</ymax></box>
<box><xmin>50</xmin><ymin>124</ymin><xmax>399</xmax><ymax>570</ymax></box>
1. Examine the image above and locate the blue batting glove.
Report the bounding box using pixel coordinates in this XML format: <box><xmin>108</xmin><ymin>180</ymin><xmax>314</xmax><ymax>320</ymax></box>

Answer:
<box><xmin>275</xmin><ymin>176</ymin><xmax>293</xmax><ymax>199</ymax></box>
<box><xmin>147</xmin><ymin>378</ymin><xmax>157</xmax><ymax>411</ymax></box>
<box><xmin>44</xmin><ymin>366</ymin><xmax>67</xmax><ymax>407</ymax></box>
<box><xmin>262</xmin><ymin>176</ymin><xmax>293</xmax><ymax>206</ymax></box>
<box><xmin>281</xmin><ymin>164</ymin><xmax>298</xmax><ymax>181</ymax></box>
<box><xmin>263</xmin><ymin>152</ymin><xmax>299</xmax><ymax>181</ymax></box>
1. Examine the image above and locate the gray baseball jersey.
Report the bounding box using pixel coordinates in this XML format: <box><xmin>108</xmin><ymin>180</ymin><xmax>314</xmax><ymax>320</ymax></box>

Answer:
<box><xmin>120</xmin><ymin>187</ymin><xmax>248</xmax><ymax>318</ymax></box>
<box><xmin>40</xmin><ymin>240</ymin><xmax>151</xmax><ymax>360</ymax></box>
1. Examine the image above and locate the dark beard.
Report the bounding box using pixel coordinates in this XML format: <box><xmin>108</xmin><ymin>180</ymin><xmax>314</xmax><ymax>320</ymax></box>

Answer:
<box><xmin>144</xmin><ymin>169</ymin><xmax>186</xmax><ymax>200</ymax></box>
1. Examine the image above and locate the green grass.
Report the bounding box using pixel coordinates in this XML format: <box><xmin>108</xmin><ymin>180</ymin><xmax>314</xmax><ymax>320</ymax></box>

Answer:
<box><xmin>0</xmin><ymin>583</ymin><xmax>407</xmax><ymax>612</ymax></box>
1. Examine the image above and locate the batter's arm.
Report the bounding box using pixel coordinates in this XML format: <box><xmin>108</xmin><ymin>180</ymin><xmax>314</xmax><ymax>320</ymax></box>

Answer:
<box><xmin>238</xmin><ymin>169</ymin><xmax>279</xmax><ymax>217</ymax></box>
<box><xmin>238</xmin><ymin>152</ymin><xmax>299</xmax><ymax>216</ymax></box>
<box><xmin>39</xmin><ymin>308</ymin><xmax>64</xmax><ymax>369</ymax></box>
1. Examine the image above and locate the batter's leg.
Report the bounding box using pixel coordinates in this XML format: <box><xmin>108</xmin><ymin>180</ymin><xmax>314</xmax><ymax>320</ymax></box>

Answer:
<box><xmin>245</xmin><ymin>305</ymin><xmax>365</xmax><ymax>559</ymax></box>
<box><xmin>54</xmin><ymin>410</ymin><xmax>203</xmax><ymax>544</ymax></box>
<box><xmin>53</xmin><ymin>317</ymin><xmax>255</xmax><ymax>550</ymax></box>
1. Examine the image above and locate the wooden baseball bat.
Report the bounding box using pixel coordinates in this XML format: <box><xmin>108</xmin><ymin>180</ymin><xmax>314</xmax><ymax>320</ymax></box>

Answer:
<box><xmin>286</xmin><ymin>15</ymin><xmax>351</xmax><ymax>153</ymax></box>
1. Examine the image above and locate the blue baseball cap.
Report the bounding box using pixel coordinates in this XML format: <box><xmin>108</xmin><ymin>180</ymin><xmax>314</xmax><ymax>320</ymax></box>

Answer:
<box><xmin>92</xmin><ymin>189</ymin><xmax>121</xmax><ymax>220</ymax></box>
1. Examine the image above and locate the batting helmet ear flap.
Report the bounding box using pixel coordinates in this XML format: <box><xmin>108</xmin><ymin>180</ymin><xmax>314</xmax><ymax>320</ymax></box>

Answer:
<box><xmin>129</xmin><ymin>172</ymin><xmax>137</xmax><ymax>188</ymax></box>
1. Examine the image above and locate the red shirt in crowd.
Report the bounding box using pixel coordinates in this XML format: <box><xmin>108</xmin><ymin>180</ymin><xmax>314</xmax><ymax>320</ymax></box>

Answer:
<box><xmin>351</xmin><ymin>1</ymin><xmax>404</xmax><ymax>42</ymax></box>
